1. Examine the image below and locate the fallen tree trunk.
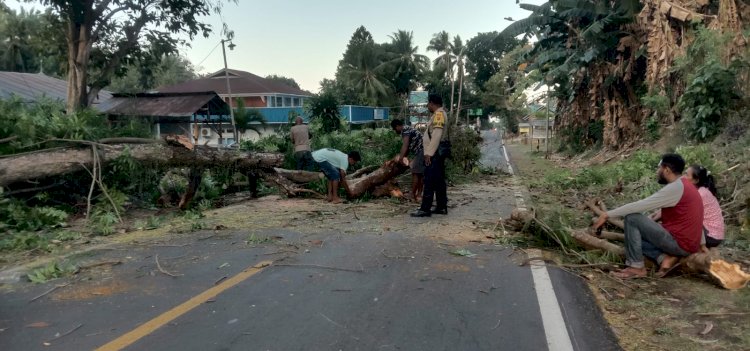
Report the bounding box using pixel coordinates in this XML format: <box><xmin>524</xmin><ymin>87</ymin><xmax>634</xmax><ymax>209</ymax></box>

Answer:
<box><xmin>272</xmin><ymin>160</ymin><xmax>409</xmax><ymax>198</ymax></box>
<box><xmin>0</xmin><ymin>141</ymin><xmax>284</xmax><ymax>187</ymax></box>
<box><xmin>273</xmin><ymin>168</ymin><xmax>324</xmax><ymax>184</ymax></box>
<box><xmin>347</xmin><ymin>160</ymin><xmax>408</xmax><ymax>198</ymax></box>
<box><xmin>570</xmin><ymin>230</ymin><xmax>626</xmax><ymax>256</ymax></box>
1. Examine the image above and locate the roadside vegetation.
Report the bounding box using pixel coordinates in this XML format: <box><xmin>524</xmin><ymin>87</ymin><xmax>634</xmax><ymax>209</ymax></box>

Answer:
<box><xmin>495</xmin><ymin>2</ymin><xmax>750</xmax><ymax>349</ymax></box>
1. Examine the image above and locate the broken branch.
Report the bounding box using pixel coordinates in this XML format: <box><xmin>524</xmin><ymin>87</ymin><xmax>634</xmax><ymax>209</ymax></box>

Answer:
<box><xmin>155</xmin><ymin>254</ymin><xmax>183</xmax><ymax>277</ymax></box>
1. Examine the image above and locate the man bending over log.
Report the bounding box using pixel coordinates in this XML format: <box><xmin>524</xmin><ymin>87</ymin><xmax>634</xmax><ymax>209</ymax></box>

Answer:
<box><xmin>311</xmin><ymin>148</ymin><xmax>361</xmax><ymax>203</ymax></box>
<box><xmin>593</xmin><ymin>154</ymin><xmax>703</xmax><ymax>279</ymax></box>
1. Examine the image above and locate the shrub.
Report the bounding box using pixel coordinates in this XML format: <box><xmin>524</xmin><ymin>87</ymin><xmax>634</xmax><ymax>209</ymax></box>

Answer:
<box><xmin>678</xmin><ymin>59</ymin><xmax>740</xmax><ymax>141</ymax></box>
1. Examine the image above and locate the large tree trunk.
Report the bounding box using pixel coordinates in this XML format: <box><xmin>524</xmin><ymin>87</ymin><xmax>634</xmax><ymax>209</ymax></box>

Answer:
<box><xmin>66</xmin><ymin>20</ymin><xmax>92</xmax><ymax>113</ymax></box>
<box><xmin>273</xmin><ymin>160</ymin><xmax>408</xmax><ymax>198</ymax></box>
<box><xmin>347</xmin><ymin>160</ymin><xmax>408</xmax><ymax>197</ymax></box>
<box><xmin>456</xmin><ymin>61</ymin><xmax>464</xmax><ymax>125</ymax></box>
<box><xmin>0</xmin><ymin>141</ymin><xmax>284</xmax><ymax>187</ymax></box>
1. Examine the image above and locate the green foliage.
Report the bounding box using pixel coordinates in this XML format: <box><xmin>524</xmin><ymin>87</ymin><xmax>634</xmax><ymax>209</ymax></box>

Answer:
<box><xmin>106</xmin><ymin>150</ymin><xmax>162</xmax><ymax>203</ymax></box>
<box><xmin>108</xmin><ymin>54</ymin><xmax>197</xmax><ymax>93</ymax></box>
<box><xmin>0</xmin><ymin>232</ymin><xmax>49</xmax><ymax>252</ymax></box>
<box><xmin>305</xmin><ymin>92</ymin><xmax>344</xmax><ymax>134</ymax></box>
<box><xmin>241</xmin><ymin>134</ymin><xmax>289</xmax><ymax>153</ymax></box>
<box><xmin>645</xmin><ymin>116</ymin><xmax>660</xmax><ymax>142</ymax></box>
<box><xmin>678</xmin><ymin>59</ymin><xmax>740</xmax><ymax>141</ymax></box>
<box><xmin>27</xmin><ymin>261</ymin><xmax>77</xmax><ymax>283</ymax></box>
<box><xmin>0</xmin><ymin>195</ymin><xmax>68</xmax><ymax>233</ymax></box>
<box><xmin>311</xmin><ymin>128</ymin><xmax>401</xmax><ymax>168</ymax></box>
<box><xmin>536</xmin><ymin>150</ymin><xmax>661</xmax><ymax>198</ymax></box>
<box><xmin>134</xmin><ymin>216</ymin><xmax>163</xmax><ymax>231</ymax></box>
<box><xmin>233</xmin><ymin>98</ymin><xmax>267</xmax><ymax>137</ymax></box>
<box><xmin>265</xmin><ymin>74</ymin><xmax>301</xmax><ymax>89</ymax></box>
<box><xmin>0</xmin><ymin>6</ymin><xmax>67</xmax><ymax>76</ymax></box>
<box><xmin>246</xmin><ymin>233</ymin><xmax>274</xmax><ymax>245</ymax></box>
<box><xmin>182</xmin><ymin>210</ymin><xmax>205</xmax><ymax>231</ymax></box>
<box><xmin>557</xmin><ymin>120</ymin><xmax>604</xmax><ymax>153</ymax></box>
<box><xmin>0</xmin><ymin>98</ymin><xmax>153</xmax><ymax>155</ymax></box>
<box><xmin>450</xmin><ymin>127</ymin><xmax>482</xmax><ymax>172</ymax></box>
<box><xmin>675</xmin><ymin>144</ymin><xmax>722</xmax><ymax>174</ymax></box>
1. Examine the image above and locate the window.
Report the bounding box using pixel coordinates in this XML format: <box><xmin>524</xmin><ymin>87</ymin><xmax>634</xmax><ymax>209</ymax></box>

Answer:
<box><xmin>284</xmin><ymin>97</ymin><xmax>292</xmax><ymax>107</ymax></box>
<box><xmin>276</xmin><ymin>96</ymin><xmax>282</xmax><ymax>107</ymax></box>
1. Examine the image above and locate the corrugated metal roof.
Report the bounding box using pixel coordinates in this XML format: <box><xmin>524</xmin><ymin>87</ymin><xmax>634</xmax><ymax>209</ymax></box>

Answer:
<box><xmin>156</xmin><ymin>68</ymin><xmax>312</xmax><ymax>97</ymax></box>
<box><xmin>100</xmin><ymin>92</ymin><xmax>226</xmax><ymax>117</ymax></box>
<box><xmin>0</xmin><ymin>71</ymin><xmax>112</xmax><ymax>104</ymax></box>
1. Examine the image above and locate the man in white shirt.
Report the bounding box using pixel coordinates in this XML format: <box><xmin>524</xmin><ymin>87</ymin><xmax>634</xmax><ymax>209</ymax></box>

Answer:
<box><xmin>312</xmin><ymin>148</ymin><xmax>361</xmax><ymax>203</ymax></box>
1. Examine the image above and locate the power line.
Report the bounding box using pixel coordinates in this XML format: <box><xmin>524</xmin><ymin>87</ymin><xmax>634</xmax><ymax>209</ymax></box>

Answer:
<box><xmin>195</xmin><ymin>41</ymin><xmax>221</xmax><ymax>68</ymax></box>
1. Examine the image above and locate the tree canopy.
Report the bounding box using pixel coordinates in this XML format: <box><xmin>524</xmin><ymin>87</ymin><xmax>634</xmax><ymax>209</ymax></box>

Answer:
<box><xmin>25</xmin><ymin>0</ymin><xmax>236</xmax><ymax>112</ymax></box>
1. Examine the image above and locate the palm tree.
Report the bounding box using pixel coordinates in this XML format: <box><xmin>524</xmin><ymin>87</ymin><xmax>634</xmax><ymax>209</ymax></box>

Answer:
<box><xmin>452</xmin><ymin>36</ymin><xmax>467</xmax><ymax>126</ymax></box>
<box><xmin>428</xmin><ymin>31</ymin><xmax>455</xmax><ymax>117</ymax></box>
<box><xmin>341</xmin><ymin>43</ymin><xmax>392</xmax><ymax>106</ymax></box>
<box><xmin>233</xmin><ymin>98</ymin><xmax>267</xmax><ymax>141</ymax></box>
<box><xmin>382</xmin><ymin>30</ymin><xmax>429</xmax><ymax>118</ymax></box>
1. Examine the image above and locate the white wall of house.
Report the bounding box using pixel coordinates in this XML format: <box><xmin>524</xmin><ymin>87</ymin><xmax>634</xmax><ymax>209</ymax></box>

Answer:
<box><xmin>189</xmin><ymin>123</ymin><xmax>281</xmax><ymax>147</ymax></box>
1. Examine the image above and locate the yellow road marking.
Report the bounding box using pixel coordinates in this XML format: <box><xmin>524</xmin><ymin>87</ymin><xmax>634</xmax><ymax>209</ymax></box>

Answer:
<box><xmin>95</xmin><ymin>260</ymin><xmax>273</xmax><ymax>351</ymax></box>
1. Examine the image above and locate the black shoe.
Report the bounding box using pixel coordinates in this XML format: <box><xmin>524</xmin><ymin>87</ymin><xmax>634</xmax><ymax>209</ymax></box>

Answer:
<box><xmin>432</xmin><ymin>208</ymin><xmax>448</xmax><ymax>215</ymax></box>
<box><xmin>410</xmin><ymin>210</ymin><xmax>432</xmax><ymax>217</ymax></box>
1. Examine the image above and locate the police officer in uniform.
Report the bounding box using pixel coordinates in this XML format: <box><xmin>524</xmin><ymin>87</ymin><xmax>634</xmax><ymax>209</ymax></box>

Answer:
<box><xmin>411</xmin><ymin>94</ymin><xmax>448</xmax><ymax>217</ymax></box>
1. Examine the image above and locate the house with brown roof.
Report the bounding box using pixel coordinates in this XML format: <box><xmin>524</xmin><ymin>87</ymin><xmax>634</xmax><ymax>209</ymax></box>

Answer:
<box><xmin>153</xmin><ymin>68</ymin><xmax>313</xmax><ymax>144</ymax></box>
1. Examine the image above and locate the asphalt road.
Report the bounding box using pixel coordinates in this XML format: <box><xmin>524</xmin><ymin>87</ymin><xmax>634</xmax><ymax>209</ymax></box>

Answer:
<box><xmin>0</xmin><ymin>130</ymin><xmax>621</xmax><ymax>351</ymax></box>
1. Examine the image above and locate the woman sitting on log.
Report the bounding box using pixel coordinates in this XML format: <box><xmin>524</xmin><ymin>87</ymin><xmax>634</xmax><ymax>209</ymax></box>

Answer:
<box><xmin>687</xmin><ymin>165</ymin><xmax>725</xmax><ymax>251</ymax></box>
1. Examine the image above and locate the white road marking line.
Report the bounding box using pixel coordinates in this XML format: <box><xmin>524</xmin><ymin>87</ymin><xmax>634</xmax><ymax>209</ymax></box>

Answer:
<box><xmin>527</xmin><ymin>249</ymin><xmax>575</xmax><ymax>351</ymax></box>
<box><xmin>501</xmin><ymin>143</ymin><xmax>514</xmax><ymax>175</ymax></box>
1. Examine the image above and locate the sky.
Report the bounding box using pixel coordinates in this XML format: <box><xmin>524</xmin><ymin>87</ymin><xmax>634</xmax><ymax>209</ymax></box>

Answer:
<box><xmin>8</xmin><ymin>0</ymin><xmax>545</xmax><ymax>92</ymax></box>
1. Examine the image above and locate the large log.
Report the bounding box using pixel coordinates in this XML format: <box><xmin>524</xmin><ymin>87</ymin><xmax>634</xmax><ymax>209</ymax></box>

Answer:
<box><xmin>0</xmin><ymin>142</ymin><xmax>284</xmax><ymax>187</ymax></box>
<box><xmin>273</xmin><ymin>160</ymin><xmax>409</xmax><ymax>198</ymax></box>
<box><xmin>570</xmin><ymin>229</ymin><xmax>750</xmax><ymax>290</ymax></box>
<box><xmin>346</xmin><ymin>160</ymin><xmax>408</xmax><ymax>198</ymax></box>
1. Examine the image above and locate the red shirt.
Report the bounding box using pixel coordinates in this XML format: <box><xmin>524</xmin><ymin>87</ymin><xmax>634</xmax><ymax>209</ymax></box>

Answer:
<box><xmin>661</xmin><ymin>178</ymin><xmax>704</xmax><ymax>253</ymax></box>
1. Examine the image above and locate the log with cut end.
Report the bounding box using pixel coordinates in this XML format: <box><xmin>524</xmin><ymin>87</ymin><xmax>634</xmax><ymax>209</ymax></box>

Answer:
<box><xmin>0</xmin><ymin>141</ymin><xmax>284</xmax><ymax>187</ymax></box>
<box><xmin>346</xmin><ymin>160</ymin><xmax>408</xmax><ymax>198</ymax></box>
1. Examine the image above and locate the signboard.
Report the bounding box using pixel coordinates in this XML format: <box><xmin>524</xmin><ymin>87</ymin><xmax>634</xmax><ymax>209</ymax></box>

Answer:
<box><xmin>469</xmin><ymin>109</ymin><xmax>483</xmax><ymax>116</ymax></box>
<box><xmin>373</xmin><ymin>109</ymin><xmax>385</xmax><ymax>120</ymax></box>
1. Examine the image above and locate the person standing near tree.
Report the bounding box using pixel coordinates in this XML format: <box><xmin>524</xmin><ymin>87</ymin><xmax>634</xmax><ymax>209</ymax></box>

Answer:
<box><xmin>390</xmin><ymin>119</ymin><xmax>424</xmax><ymax>203</ymax></box>
<box><xmin>412</xmin><ymin>94</ymin><xmax>449</xmax><ymax>217</ymax></box>
<box><xmin>290</xmin><ymin>117</ymin><xmax>314</xmax><ymax>171</ymax></box>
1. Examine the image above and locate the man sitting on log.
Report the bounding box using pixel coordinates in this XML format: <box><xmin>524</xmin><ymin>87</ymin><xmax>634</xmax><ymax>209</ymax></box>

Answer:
<box><xmin>593</xmin><ymin>154</ymin><xmax>703</xmax><ymax>279</ymax></box>
<box><xmin>311</xmin><ymin>148</ymin><xmax>361</xmax><ymax>203</ymax></box>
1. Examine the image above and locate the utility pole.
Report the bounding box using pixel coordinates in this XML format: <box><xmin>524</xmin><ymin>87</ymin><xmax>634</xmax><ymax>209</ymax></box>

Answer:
<box><xmin>545</xmin><ymin>84</ymin><xmax>550</xmax><ymax>159</ymax></box>
<box><xmin>221</xmin><ymin>38</ymin><xmax>238</xmax><ymax>145</ymax></box>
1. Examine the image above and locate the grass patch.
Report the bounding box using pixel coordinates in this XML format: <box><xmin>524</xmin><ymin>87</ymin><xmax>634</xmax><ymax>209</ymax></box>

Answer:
<box><xmin>27</xmin><ymin>261</ymin><xmax>78</xmax><ymax>283</ymax></box>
